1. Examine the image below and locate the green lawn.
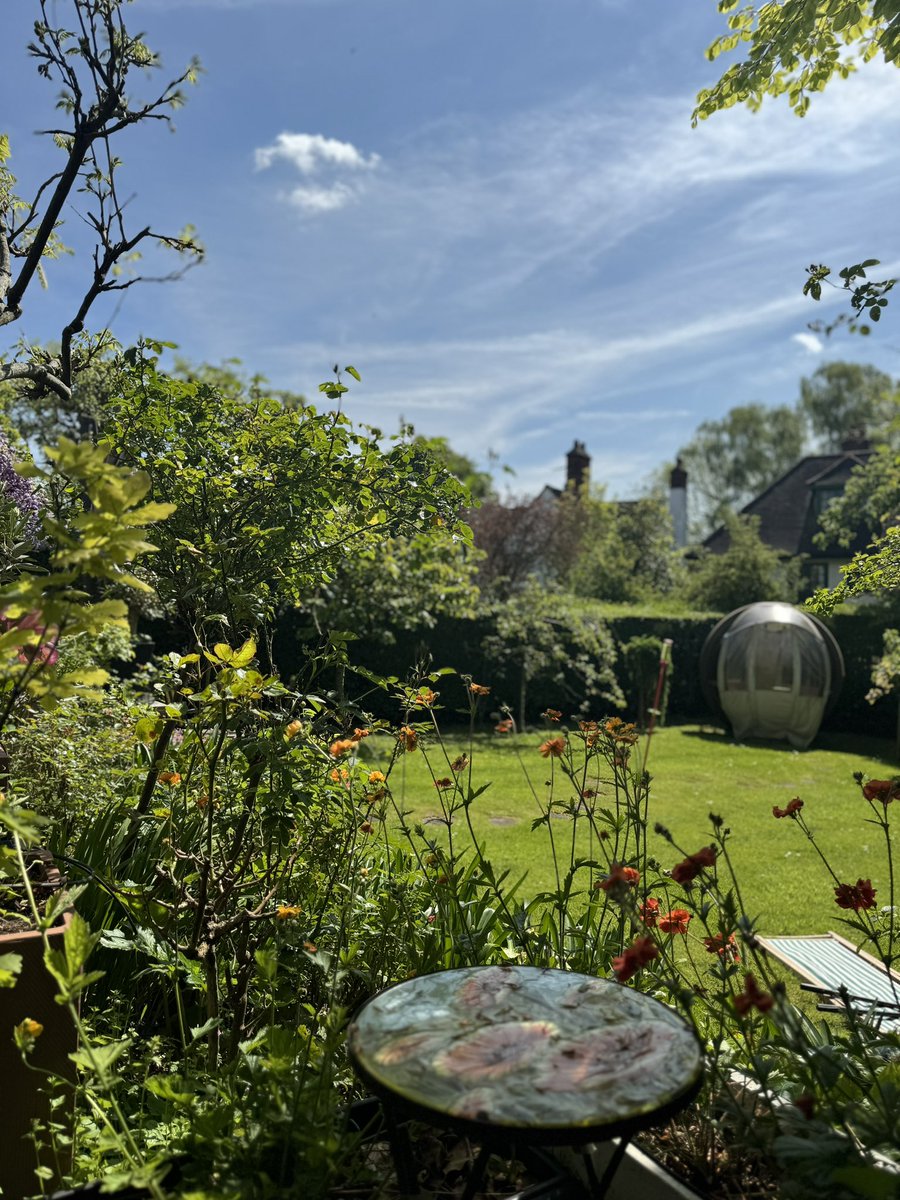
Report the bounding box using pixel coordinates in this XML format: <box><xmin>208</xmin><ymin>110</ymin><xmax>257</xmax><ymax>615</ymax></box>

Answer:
<box><xmin>370</xmin><ymin>724</ymin><xmax>897</xmax><ymax>938</ymax></box>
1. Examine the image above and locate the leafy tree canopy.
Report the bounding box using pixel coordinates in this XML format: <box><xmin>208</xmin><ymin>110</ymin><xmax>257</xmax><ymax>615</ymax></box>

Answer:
<box><xmin>678</xmin><ymin>402</ymin><xmax>806</xmax><ymax>538</ymax></box>
<box><xmin>100</xmin><ymin>346</ymin><xmax>473</xmax><ymax>643</ymax></box>
<box><xmin>412</xmin><ymin>435</ymin><xmax>495</xmax><ymax>503</ymax></box>
<box><xmin>564</xmin><ymin>493</ymin><xmax>684</xmax><ymax>604</ymax></box>
<box><xmin>686</xmin><ymin>512</ymin><xmax>803</xmax><ymax>612</ymax></box>
<box><xmin>694</xmin><ymin>0</ymin><xmax>900</xmax><ymax>123</ymax></box>
<box><xmin>800</xmin><ymin>361</ymin><xmax>897</xmax><ymax>448</ymax></box>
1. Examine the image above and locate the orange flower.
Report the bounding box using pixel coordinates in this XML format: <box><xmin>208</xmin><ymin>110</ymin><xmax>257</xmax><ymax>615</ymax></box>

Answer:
<box><xmin>158</xmin><ymin>771</ymin><xmax>182</xmax><ymax>787</ymax></box>
<box><xmin>539</xmin><ymin>737</ymin><xmax>566</xmax><ymax>759</ymax></box>
<box><xmin>495</xmin><ymin>718</ymin><xmax>514</xmax><ymax>734</ymax></box>
<box><xmin>330</xmin><ymin>767</ymin><xmax>350</xmax><ymax>785</ymax></box>
<box><xmin>196</xmin><ymin>794</ymin><xmax>210</xmax><ymax>811</ymax></box>
<box><xmin>276</xmin><ymin>904</ymin><xmax>303</xmax><ymax>920</ymax></box>
<box><xmin>670</xmin><ymin>846</ymin><xmax>716</xmax><ymax>886</ymax></box>
<box><xmin>579</xmin><ymin>719</ymin><xmax>599</xmax><ymax>747</ymax></box>
<box><xmin>329</xmin><ymin>738</ymin><xmax>355</xmax><ymax>757</ymax></box>
<box><xmin>542</xmin><ymin>708</ymin><xmax>562</xmax><ymax>723</ymax></box>
<box><xmin>368</xmin><ymin>770</ymin><xmax>386</xmax><ymax>784</ymax></box>
<box><xmin>284</xmin><ymin>719</ymin><xmax>303</xmax><ymax>740</ymax></box>
<box><xmin>704</xmin><ymin>933</ymin><xmax>740</xmax><ymax>961</ymax></box>
<box><xmin>604</xmin><ymin>717</ymin><xmax>639</xmax><ymax>745</ymax></box>
<box><xmin>734</xmin><ymin>974</ymin><xmax>774</xmax><ymax>1016</ymax></box>
<box><xmin>398</xmin><ymin>726</ymin><xmax>418</xmax><ymax>753</ymax></box>
<box><xmin>639</xmin><ymin>897</ymin><xmax>660</xmax><ymax>927</ymax></box>
<box><xmin>415</xmin><ymin>689</ymin><xmax>437</xmax><ymax>706</ymax></box>
<box><xmin>303</xmin><ymin>940</ymin><xmax>317</xmax><ymax>953</ymax></box>
<box><xmin>773</xmin><ymin>797</ymin><xmax>803</xmax><ymax>819</ymax></box>
<box><xmin>612</xmin><ymin>936</ymin><xmax>659</xmax><ymax>982</ymax></box>
<box><xmin>658</xmin><ymin>908</ymin><xmax>692</xmax><ymax>935</ymax></box>
<box><xmin>434</xmin><ymin>777</ymin><xmax>454</xmax><ymax>791</ymax></box>
<box><xmin>469</xmin><ymin>682</ymin><xmax>491</xmax><ymax>696</ymax></box>
<box><xmin>351</xmin><ymin>727</ymin><xmax>370</xmax><ymax>741</ymax></box>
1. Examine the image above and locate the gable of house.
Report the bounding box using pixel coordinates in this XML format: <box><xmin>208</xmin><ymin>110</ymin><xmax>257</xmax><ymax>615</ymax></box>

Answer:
<box><xmin>703</xmin><ymin>448</ymin><xmax>873</xmax><ymax>588</ymax></box>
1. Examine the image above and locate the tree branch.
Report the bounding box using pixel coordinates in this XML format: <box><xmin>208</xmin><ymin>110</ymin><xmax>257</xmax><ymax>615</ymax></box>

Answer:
<box><xmin>0</xmin><ymin>361</ymin><xmax>72</xmax><ymax>402</ymax></box>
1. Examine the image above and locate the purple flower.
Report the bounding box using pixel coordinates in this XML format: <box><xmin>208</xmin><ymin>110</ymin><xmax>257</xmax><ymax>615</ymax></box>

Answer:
<box><xmin>0</xmin><ymin>435</ymin><xmax>45</xmax><ymax>545</ymax></box>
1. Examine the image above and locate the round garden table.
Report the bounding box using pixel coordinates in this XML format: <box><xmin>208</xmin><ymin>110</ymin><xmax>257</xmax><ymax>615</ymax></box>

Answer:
<box><xmin>348</xmin><ymin>965</ymin><xmax>703</xmax><ymax>1199</ymax></box>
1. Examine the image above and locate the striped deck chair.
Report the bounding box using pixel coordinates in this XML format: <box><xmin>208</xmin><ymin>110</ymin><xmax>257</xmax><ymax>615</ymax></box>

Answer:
<box><xmin>758</xmin><ymin>932</ymin><xmax>900</xmax><ymax>1032</ymax></box>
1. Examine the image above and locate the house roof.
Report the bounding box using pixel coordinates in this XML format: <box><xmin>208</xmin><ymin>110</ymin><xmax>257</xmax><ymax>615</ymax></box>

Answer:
<box><xmin>704</xmin><ymin>449</ymin><xmax>873</xmax><ymax>560</ymax></box>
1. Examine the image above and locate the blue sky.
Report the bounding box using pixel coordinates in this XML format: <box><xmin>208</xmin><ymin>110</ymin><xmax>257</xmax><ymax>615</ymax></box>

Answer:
<box><xmin>3</xmin><ymin>0</ymin><xmax>899</xmax><ymax>497</ymax></box>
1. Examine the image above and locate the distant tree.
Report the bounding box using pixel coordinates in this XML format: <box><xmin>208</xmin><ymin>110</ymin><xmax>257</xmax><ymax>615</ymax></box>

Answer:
<box><xmin>685</xmin><ymin>513</ymin><xmax>802</xmax><ymax>613</ymax></box>
<box><xmin>678</xmin><ymin>404</ymin><xmax>806</xmax><ymax>539</ymax></box>
<box><xmin>305</xmin><ymin>530</ymin><xmax>481</xmax><ymax>643</ymax></box>
<box><xmin>564</xmin><ymin>494</ymin><xmax>683</xmax><ymax>604</ymax></box>
<box><xmin>481</xmin><ymin>579</ymin><xmax>622</xmax><ymax>728</ymax></box>
<box><xmin>469</xmin><ymin>495</ymin><xmax>579</xmax><ymax>597</ymax></box>
<box><xmin>799</xmin><ymin>362</ymin><xmax>896</xmax><ymax>449</ymax></box>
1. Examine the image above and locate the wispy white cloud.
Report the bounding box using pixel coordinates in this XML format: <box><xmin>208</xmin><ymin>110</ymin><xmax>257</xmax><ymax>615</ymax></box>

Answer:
<box><xmin>792</xmin><ymin>332</ymin><xmax>824</xmax><ymax>354</ymax></box>
<box><xmin>254</xmin><ymin>132</ymin><xmax>380</xmax><ymax>175</ymax></box>
<box><xmin>287</xmin><ymin>182</ymin><xmax>357</xmax><ymax>214</ymax></box>
<box><xmin>254</xmin><ymin>131</ymin><xmax>380</xmax><ymax>214</ymax></box>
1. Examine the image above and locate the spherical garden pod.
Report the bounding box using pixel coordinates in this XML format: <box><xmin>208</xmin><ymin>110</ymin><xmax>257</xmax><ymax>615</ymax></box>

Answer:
<box><xmin>699</xmin><ymin>601</ymin><xmax>844</xmax><ymax>750</ymax></box>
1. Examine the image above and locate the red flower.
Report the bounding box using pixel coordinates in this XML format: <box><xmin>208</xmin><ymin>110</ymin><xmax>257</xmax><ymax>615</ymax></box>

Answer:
<box><xmin>638</xmin><ymin>897</ymin><xmax>660</xmax><ymax>928</ymax></box>
<box><xmin>612</xmin><ymin>936</ymin><xmax>659</xmax><ymax>982</ymax></box>
<box><xmin>703</xmin><ymin>933</ymin><xmax>740</xmax><ymax>962</ymax></box>
<box><xmin>495</xmin><ymin>718</ymin><xmax>514</xmax><ymax>734</ymax></box>
<box><xmin>773</xmin><ymin>797</ymin><xmax>804</xmax><ymax>819</ymax></box>
<box><xmin>793</xmin><ymin>1095</ymin><xmax>815</xmax><ymax>1120</ymax></box>
<box><xmin>862</xmin><ymin>779</ymin><xmax>900</xmax><ymax>806</ymax></box>
<box><xmin>542</xmin><ymin>708</ymin><xmax>562</xmax><ymax>723</ymax></box>
<box><xmin>670</xmin><ymin>846</ymin><xmax>717</xmax><ymax>886</ymax></box>
<box><xmin>834</xmin><ymin>878</ymin><xmax>877</xmax><ymax>911</ymax></box>
<box><xmin>734</xmin><ymin>973</ymin><xmax>774</xmax><ymax>1017</ymax></box>
<box><xmin>597</xmin><ymin>863</ymin><xmax>640</xmax><ymax>895</ymax></box>
<box><xmin>539</xmin><ymin>737</ymin><xmax>566</xmax><ymax>759</ymax></box>
<box><xmin>658</xmin><ymin>908</ymin><xmax>692</xmax><ymax>935</ymax></box>
<box><xmin>434</xmin><ymin>777</ymin><xmax>454</xmax><ymax>791</ymax></box>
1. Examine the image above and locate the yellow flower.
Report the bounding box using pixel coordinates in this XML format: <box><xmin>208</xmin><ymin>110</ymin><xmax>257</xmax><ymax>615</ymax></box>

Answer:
<box><xmin>276</xmin><ymin>905</ymin><xmax>303</xmax><ymax>920</ymax></box>
<box><xmin>14</xmin><ymin>1018</ymin><xmax>43</xmax><ymax>1051</ymax></box>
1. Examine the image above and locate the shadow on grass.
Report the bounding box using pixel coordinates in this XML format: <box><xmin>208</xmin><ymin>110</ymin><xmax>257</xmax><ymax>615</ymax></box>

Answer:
<box><xmin>675</xmin><ymin>723</ymin><xmax>896</xmax><ymax>764</ymax></box>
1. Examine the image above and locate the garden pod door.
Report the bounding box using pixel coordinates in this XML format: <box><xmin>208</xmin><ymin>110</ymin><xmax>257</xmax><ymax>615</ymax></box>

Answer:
<box><xmin>715</xmin><ymin>603</ymin><xmax>832</xmax><ymax>749</ymax></box>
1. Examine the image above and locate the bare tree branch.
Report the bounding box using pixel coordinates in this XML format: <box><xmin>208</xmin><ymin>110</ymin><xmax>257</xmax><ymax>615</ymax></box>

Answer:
<box><xmin>0</xmin><ymin>361</ymin><xmax>72</xmax><ymax>402</ymax></box>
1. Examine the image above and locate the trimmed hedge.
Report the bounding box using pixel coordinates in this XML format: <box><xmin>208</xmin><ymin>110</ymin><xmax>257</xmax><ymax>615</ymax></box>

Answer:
<box><xmin>275</xmin><ymin>605</ymin><xmax>894</xmax><ymax>737</ymax></box>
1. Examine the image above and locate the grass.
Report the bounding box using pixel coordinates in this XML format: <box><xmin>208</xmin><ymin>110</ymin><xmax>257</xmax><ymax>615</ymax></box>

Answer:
<box><xmin>367</xmin><ymin>722</ymin><xmax>898</xmax><ymax>939</ymax></box>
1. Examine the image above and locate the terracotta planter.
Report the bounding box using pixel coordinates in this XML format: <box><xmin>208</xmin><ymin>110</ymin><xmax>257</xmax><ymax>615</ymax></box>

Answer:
<box><xmin>0</xmin><ymin>856</ymin><xmax>77</xmax><ymax>1199</ymax></box>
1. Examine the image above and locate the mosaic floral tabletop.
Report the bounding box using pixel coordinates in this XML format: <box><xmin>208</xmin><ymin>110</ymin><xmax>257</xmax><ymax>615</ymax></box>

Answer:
<box><xmin>348</xmin><ymin>966</ymin><xmax>702</xmax><ymax>1133</ymax></box>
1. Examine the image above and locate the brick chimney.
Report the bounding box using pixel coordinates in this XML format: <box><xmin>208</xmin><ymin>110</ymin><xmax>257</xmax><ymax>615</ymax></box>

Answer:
<box><xmin>566</xmin><ymin>440</ymin><xmax>590</xmax><ymax>493</ymax></box>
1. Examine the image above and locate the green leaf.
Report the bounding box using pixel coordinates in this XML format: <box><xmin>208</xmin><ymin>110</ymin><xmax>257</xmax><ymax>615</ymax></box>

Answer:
<box><xmin>0</xmin><ymin>952</ymin><xmax>22</xmax><ymax>987</ymax></box>
<box><xmin>345</xmin><ymin>365</ymin><xmax>361</xmax><ymax>382</ymax></box>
